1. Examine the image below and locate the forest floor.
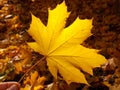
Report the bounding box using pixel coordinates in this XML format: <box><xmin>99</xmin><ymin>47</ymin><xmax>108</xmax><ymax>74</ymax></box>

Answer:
<box><xmin>0</xmin><ymin>0</ymin><xmax>120</xmax><ymax>90</ymax></box>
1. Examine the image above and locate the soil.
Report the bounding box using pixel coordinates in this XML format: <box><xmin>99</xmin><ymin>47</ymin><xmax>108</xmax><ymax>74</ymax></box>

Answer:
<box><xmin>0</xmin><ymin>0</ymin><xmax>120</xmax><ymax>90</ymax></box>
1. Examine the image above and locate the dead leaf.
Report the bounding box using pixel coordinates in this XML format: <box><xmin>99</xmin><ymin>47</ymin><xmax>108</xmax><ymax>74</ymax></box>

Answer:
<box><xmin>27</xmin><ymin>1</ymin><xmax>107</xmax><ymax>84</ymax></box>
<box><xmin>109</xmin><ymin>84</ymin><xmax>120</xmax><ymax>90</ymax></box>
<box><xmin>20</xmin><ymin>85</ymin><xmax>31</xmax><ymax>90</ymax></box>
<box><xmin>22</xmin><ymin>71</ymin><xmax>46</xmax><ymax>90</ymax></box>
<box><xmin>23</xmin><ymin>71</ymin><xmax>38</xmax><ymax>86</ymax></box>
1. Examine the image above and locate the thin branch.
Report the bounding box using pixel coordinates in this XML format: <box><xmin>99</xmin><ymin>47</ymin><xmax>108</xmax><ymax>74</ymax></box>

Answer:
<box><xmin>18</xmin><ymin>56</ymin><xmax>46</xmax><ymax>83</ymax></box>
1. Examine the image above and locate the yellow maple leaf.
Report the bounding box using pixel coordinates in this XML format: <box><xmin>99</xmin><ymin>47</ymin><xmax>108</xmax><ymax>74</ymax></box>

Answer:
<box><xmin>27</xmin><ymin>1</ymin><xmax>107</xmax><ymax>84</ymax></box>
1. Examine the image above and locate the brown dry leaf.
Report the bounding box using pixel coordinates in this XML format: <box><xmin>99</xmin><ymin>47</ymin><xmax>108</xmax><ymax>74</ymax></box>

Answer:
<box><xmin>0</xmin><ymin>46</ymin><xmax>18</xmax><ymax>73</ymax></box>
<box><xmin>0</xmin><ymin>45</ymin><xmax>32</xmax><ymax>74</ymax></box>
<box><xmin>13</xmin><ymin>45</ymin><xmax>32</xmax><ymax>74</ymax></box>
<box><xmin>27</xmin><ymin>1</ymin><xmax>107</xmax><ymax>84</ymax></box>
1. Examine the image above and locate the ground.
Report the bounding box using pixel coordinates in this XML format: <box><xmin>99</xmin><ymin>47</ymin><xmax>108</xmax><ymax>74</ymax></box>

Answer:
<box><xmin>0</xmin><ymin>0</ymin><xmax>120</xmax><ymax>90</ymax></box>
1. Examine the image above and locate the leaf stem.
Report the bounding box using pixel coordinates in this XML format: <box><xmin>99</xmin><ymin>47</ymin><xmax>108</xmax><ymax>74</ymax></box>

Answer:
<box><xmin>18</xmin><ymin>56</ymin><xmax>46</xmax><ymax>83</ymax></box>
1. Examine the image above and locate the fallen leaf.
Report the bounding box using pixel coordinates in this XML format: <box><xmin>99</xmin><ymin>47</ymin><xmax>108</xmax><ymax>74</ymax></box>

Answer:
<box><xmin>109</xmin><ymin>84</ymin><xmax>120</xmax><ymax>90</ymax></box>
<box><xmin>27</xmin><ymin>1</ymin><xmax>107</xmax><ymax>84</ymax></box>
<box><xmin>13</xmin><ymin>45</ymin><xmax>32</xmax><ymax>74</ymax></box>
<box><xmin>22</xmin><ymin>71</ymin><xmax>46</xmax><ymax>90</ymax></box>
<box><xmin>20</xmin><ymin>84</ymin><xmax>31</xmax><ymax>90</ymax></box>
<box><xmin>23</xmin><ymin>71</ymin><xmax>38</xmax><ymax>86</ymax></box>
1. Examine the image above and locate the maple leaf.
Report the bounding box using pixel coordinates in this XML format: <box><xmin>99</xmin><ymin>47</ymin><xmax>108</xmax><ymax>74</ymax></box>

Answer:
<box><xmin>27</xmin><ymin>1</ymin><xmax>107</xmax><ymax>84</ymax></box>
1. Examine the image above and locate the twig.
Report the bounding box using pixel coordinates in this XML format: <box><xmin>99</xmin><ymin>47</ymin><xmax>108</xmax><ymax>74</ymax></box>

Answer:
<box><xmin>18</xmin><ymin>56</ymin><xmax>46</xmax><ymax>83</ymax></box>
